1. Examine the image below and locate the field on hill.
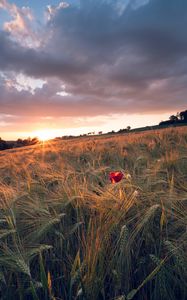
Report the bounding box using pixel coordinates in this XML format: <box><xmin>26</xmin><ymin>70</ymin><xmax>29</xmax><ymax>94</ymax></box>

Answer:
<box><xmin>0</xmin><ymin>127</ymin><xmax>187</xmax><ymax>300</ymax></box>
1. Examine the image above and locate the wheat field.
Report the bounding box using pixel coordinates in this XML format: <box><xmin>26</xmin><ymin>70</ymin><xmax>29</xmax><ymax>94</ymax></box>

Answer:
<box><xmin>0</xmin><ymin>127</ymin><xmax>187</xmax><ymax>300</ymax></box>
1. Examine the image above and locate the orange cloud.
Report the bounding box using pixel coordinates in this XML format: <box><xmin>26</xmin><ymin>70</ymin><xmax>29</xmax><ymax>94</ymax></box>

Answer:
<box><xmin>0</xmin><ymin>0</ymin><xmax>39</xmax><ymax>47</ymax></box>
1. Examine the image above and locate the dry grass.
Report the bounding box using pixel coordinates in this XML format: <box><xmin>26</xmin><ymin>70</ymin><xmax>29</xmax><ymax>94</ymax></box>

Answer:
<box><xmin>0</xmin><ymin>127</ymin><xmax>187</xmax><ymax>300</ymax></box>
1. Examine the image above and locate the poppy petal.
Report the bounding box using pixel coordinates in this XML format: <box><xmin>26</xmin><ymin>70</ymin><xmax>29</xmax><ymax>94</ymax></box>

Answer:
<box><xmin>109</xmin><ymin>171</ymin><xmax>124</xmax><ymax>183</ymax></box>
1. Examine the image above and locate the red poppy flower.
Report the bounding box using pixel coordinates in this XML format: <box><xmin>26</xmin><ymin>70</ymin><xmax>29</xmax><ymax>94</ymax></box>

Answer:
<box><xmin>109</xmin><ymin>171</ymin><xmax>124</xmax><ymax>183</ymax></box>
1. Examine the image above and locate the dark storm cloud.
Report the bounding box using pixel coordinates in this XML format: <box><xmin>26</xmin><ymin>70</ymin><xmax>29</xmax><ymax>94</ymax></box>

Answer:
<box><xmin>0</xmin><ymin>31</ymin><xmax>89</xmax><ymax>78</ymax></box>
<box><xmin>0</xmin><ymin>0</ymin><xmax>187</xmax><ymax>119</ymax></box>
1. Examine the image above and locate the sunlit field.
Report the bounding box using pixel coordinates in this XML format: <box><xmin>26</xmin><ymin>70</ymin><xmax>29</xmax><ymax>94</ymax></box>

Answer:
<box><xmin>0</xmin><ymin>127</ymin><xmax>187</xmax><ymax>300</ymax></box>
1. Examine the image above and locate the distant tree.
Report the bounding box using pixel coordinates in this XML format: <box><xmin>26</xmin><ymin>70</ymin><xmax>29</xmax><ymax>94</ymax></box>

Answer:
<box><xmin>126</xmin><ymin>126</ymin><xmax>131</xmax><ymax>131</ymax></box>
<box><xmin>17</xmin><ymin>138</ymin><xmax>24</xmax><ymax>146</ymax></box>
<box><xmin>118</xmin><ymin>129</ymin><xmax>126</xmax><ymax>133</ymax></box>
<box><xmin>0</xmin><ymin>138</ymin><xmax>7</xmax><ymax>150</ymax></box>
<box><xmin>30</xmin><ymin>137</ymin><xmax>39</xmax><ymax>145</ymax></box>
<box><xmin>169</xmin><ymin>115</ymin><xmax>178</xmax><ymax>122</ymax></box>
<box><xmin>179</xmin><ymin>110</ymin><xmax>187</xmax><ymax>122</ymax></box>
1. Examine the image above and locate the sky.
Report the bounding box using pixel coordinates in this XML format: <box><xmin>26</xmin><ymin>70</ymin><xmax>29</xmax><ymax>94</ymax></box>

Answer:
<box><xmin>0</xmin><ymin>0</ymin><xmax>187</xmax><ymax>140</ymax></box>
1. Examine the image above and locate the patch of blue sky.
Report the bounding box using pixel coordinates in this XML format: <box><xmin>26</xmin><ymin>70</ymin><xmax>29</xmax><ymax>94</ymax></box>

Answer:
<box><xmin>6</xmin><ymin>1</ymin><xmax>60</xmax><ymax>19</ymax></box>
<box><xmin>0</xmin><ymin>9</ymin><xmax>11</xmax><ymax>29</ymax></box>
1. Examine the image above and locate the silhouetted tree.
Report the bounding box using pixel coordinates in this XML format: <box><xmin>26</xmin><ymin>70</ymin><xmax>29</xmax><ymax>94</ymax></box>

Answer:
<box><xmin>159</xmin><ymin>109</ymin><xmax>187</xmax><ymax>126</ymax></box>
<box><xmin>180</xmin><ymin>110</ymin><xmax>187</xmax><ymax>122</ymax></box>
<box><xmin>0</xmin><ymin>138</ymin><xmax>7</xmax><ymax>150</ymax></box>
<box><xmin>169</xmin><ymin>115</ymin><xmax>178</xmax><ymax>122</ymax></box>
<box><xmin>30</xmin><ymin>137</ymin><xmax>39</xmax><ymax>145</ymax></box>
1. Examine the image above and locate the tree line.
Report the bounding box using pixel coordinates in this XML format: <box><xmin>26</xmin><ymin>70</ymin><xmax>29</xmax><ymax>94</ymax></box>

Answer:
<box><xmin>159</xmin><ymin>109</ymin><xmax>187</xmax><ymax>126</ymax></box>
<box><xmin>0</xmin><ymin>137</ymin><xmax>39</xmax><ymax>151</ymax></box>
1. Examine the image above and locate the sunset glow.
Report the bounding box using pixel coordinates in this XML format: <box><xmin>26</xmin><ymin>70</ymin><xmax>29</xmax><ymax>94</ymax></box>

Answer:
<box><xmin>0</xmin><ymin>0</ymin><xmax>186</xmax><ymax>140</ymax></box>
<box><xmin>0</xmin><ymin>1</ymin><xmax>186</xmax><ymax>299</ymax></box>
<box><xmin>33</xmin><ymin>129</ymin><xmax>57</xmax><ymax>141</ymax></box>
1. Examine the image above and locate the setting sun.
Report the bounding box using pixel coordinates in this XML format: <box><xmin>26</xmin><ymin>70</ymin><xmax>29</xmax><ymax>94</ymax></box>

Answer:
<box><xmin>33</xmin><ymin>129</ymin><xmax>57</xmax><ymax>141</ymax></box>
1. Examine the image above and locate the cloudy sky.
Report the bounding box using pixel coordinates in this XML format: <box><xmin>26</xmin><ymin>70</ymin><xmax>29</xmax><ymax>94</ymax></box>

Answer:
<box><xmin>0</xmin><ymin>0</ymin><xmax>186</xmax><ymax>140</ymax></box>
